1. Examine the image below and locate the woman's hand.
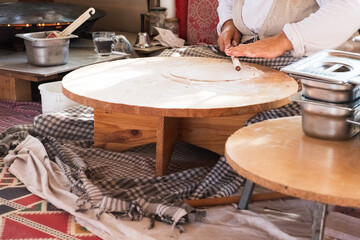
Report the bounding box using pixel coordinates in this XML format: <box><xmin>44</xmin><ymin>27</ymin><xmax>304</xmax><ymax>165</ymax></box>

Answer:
<box><xmin>225</xmin><ymin>32</ymin><xmax>293</xmax><ymax>59</ymax></box>
<box><xmin>217</xmin><ymin>20</ymin><xmax>242</xmax><ymax>52</ymax></box>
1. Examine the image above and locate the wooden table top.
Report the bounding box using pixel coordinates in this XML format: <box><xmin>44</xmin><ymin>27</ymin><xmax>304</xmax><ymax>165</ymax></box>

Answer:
<box><xmin>62</xmin><ymin>57</ymin><xmax>298</xmax><ymax>117</ymax></box>
<box><xmin>225</xmin><ymin>116</ymin><xmax>360</xmax><ymax>207</ymax></box>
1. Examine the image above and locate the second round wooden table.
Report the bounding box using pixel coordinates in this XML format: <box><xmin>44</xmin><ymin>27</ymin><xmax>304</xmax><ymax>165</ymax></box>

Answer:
<box><xmin>62</xmin><ymin>57</ymin><xmax>298</xmax><ymax>175</ymax></box>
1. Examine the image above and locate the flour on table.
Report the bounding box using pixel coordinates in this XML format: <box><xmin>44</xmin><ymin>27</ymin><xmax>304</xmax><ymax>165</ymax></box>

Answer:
<box><xmin>165</xmin><ymin>62</ymin><xmax>263</xmax><ymax>84</ymax></box>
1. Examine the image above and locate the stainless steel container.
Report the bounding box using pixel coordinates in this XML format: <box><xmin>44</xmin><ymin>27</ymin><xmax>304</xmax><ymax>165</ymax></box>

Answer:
<box><xmin>299</xmin><ymin>76</ymin><xmax>360</xmax><ymax>103</ymax></box>
<box><xmin>282</xmin><ymin>49</ymin><xmax>360</xmax><ymax>103</ymax></box>
<box><xmin>291</xmin><ymin>92</ymin><xmax>360</xmax><ymax>140</ymax></box>
<box><xmin>16</xmin><ymin>31</ymin><xmax>78</xmax><ymax>66</ymax></box>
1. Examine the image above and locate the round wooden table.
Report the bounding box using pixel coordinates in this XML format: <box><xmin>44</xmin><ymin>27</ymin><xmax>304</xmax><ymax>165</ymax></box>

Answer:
<box><xmin>62</xmin><ymin>57</ymin><xmax>298</xmax><ymax>175</ymax></box>
<box><xmin>226</xmin><ymin>116</ymin><xmax>360</xmax><ymax>207</ymax></box>
<box><xmin>225</xmin><ymin>116</ymin><xmax>360</xmax><ymax>239</ymax></box>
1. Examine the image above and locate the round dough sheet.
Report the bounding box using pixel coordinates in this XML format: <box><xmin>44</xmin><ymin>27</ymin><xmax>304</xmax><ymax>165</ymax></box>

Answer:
<box><xmin>168</xmin><ymin>62</ymin><xmax>262</xmax><ymax>83</ymax></box>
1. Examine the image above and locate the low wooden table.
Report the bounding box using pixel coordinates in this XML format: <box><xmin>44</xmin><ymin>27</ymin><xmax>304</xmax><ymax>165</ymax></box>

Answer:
<box><xmin>225</xmin><ymin>116</ymin><xmax>360</xmax><ymax>239</ymax></box>
<box><xmin>62</xmin><ymin>57</ymin><xmax>298</xmax><ymax>175</ymax></box>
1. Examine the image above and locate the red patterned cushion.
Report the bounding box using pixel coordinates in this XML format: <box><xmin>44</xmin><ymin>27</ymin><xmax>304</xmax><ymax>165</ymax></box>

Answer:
<box><xmin>186</xmin><ymin>0</ymin><xmax>219</xmax><ymax>45</ymax></box>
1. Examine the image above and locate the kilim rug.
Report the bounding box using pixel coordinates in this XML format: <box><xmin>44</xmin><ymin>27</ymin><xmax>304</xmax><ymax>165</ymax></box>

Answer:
<box><xmin>0</xmin><ymin>100</ymin><xmax>102</xmax><ymax>239</ymax></box>
<box><xmin>0</xmin><ymin>100</ymin><xmax>42</xmax><ymax>133</ymax></box>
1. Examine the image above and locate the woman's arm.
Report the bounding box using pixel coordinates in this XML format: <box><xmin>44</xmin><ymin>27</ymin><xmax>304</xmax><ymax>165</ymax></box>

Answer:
<box><xmin>217</xmin><ymin>0</ymin><xmax>233</xmax><ymax>36</ymax></box>
<box><xmin>284</xmin><ymin>0</ymin><xmax>360</xmax><ymax>57</ymax></box>
<box><xmin>226</xmin><ymin>0</ymin><xmax>360</xmax><ymax>58</ymax></box>
<box><xmin>225</xmin><ymin>31</ymin><xmax>293</xmax><ymax>59</ymax></box>
<box><xmin>217</xmin><ymin>0</ymin><xmax>241</xmax><ymax>52</ymax></box>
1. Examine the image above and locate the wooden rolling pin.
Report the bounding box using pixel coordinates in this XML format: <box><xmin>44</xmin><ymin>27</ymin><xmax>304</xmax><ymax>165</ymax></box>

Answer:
<box><xmin>185</xmin><ymin>192</ymin><xmax>289</xmax><ymax>207</ymax></box>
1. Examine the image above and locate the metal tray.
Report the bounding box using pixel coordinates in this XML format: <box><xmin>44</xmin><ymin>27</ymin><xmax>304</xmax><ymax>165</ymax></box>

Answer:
<box><xmin>282</xmin><ymin>49</ymin><xmax>360</xmax><ymax>85</ymax></box>
<box><xmin>291</xmin><ymin>92</ymin><xmax>360</xmax><ymax>140</ymax></box>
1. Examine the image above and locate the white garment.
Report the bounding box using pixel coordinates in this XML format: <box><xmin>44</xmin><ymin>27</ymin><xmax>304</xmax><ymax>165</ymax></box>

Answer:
<box><xmin>241</xmin><ymin>0</ymin><xmax>273</xmax><ymax>33</ymax></box>
<box><xmin>217</xmin><ymin>0</ymin><xmax>360</xmax><ymax>56</ymax></box>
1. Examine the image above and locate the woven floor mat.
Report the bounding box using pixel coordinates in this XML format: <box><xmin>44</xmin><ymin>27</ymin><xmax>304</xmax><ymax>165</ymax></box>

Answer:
<box><xmin>0</xmin><ymin>100</ymin><xmax>42</xmax><ymax>132</ymax></box>
<box><xmin>0</xmin><ymin>156</ymin><xmax>102</xmax><ymax>239</ymax></box>
<box><xmin>0</xmin><ymin>100</ymin><xmax>101</xmax><ymax>239</ymax></box>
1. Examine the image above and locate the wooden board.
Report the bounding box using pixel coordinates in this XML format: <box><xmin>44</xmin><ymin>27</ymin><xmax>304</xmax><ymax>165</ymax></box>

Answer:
<box><xmin>0</xmin><ymin>75</ymin><xmax>32</xmax><ymax>101</ymax></box>
<box><xmin>94</xmin><ymin>110</ymin><xmax>159</xmax><ymax>151</ymax></box>
<box><xmin>225</xmin><ymin>116</ymin><xmax>360</xmax><ymax>208</ymax></box>
<box><xmin>62</xmin><ymin>57</ymin><xmax>298</xmax><ymax>118</ymax></box>
<box><xmin>94</xmin><ymin>110</ymin><xmax>256</xmax><ymax>154</ymax></box>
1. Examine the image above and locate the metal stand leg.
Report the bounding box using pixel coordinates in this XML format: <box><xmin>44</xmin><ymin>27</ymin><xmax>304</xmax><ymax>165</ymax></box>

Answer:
<box><xmin>237</xmin><ymin>179</ymin><xmax>255</xmax><ymax>210</ymax></box>
<box><xmin>312</xmin><ymin>202</ymin><xmax>328</xmax><ymax>240</ymax></box>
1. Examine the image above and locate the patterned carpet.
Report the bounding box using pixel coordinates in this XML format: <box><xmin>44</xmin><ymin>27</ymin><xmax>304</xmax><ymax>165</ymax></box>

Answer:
<box><xmin>0</xmin><ymin>100</ymin><xmax>101</xmax><ymax>239</ymax></box>
<box><xmin>2</xmin><ymin>100</ymin><xmax>360</xmax><ymax>239</ymax></box>
<box><xmin>0</xmin><ymin>100</ymin><xmax>41</xmax><ymax>132</ymax></box>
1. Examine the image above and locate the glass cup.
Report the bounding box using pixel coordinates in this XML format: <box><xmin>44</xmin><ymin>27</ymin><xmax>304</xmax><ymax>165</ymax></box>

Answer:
<box><xmin>92</xmin><ymin>32</ymin><xmax>119</xmax><ymax>56</ymax></box>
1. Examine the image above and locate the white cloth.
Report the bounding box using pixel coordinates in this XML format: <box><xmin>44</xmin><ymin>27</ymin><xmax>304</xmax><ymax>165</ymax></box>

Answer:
<box><xmin>217</xmin><ymin>0</ymin><xmax>360</xmax><ymax>56</ymax></box>
<box><xmin>3</xmin><ymin>135</ymin><xmax>315</xmax><ymax>240</ymax></box>
<box><xmin>5</xmin><ymin>135</ymin><xmax>360</xmax><ymax>239</ymax></box>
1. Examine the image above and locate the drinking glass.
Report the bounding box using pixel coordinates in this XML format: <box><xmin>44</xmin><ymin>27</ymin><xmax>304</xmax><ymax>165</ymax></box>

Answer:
<box><xmin>92</xmin><ymin>32</ymin><xmax>119</xmax><ymax>56</ymax></box>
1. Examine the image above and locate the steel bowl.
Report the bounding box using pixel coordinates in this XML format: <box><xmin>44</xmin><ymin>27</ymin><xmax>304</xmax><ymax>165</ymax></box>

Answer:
<box><xmin>291</xmin><ymin>92</ymin><xmax>360</xmax><ymax>140</ymax></box>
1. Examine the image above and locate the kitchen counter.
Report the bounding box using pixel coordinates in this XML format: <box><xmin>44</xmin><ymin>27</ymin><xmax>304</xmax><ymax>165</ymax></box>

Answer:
<box><xmin>0</xmin><ymin>47</ymin><xmax>126</xmax><ymax>77</ymax></box>
<box><xmin>0</xmin><ymin>38</ymin><xmax>128</xmax><ymax>101</ymax></box>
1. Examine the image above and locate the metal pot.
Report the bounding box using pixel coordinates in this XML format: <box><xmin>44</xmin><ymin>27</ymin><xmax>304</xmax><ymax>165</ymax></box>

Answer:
<box><xmin>291</xmin><ymin>92</ymin><xmax>360</xmax><ymax>140</ymax></box>
<box><xmin>16</xmin><ymin>31</ymin><xmax>78</xmax><ymax>66</ymax></box>
<box><xmin>297</xmin><ymin>75</ymin><xmax>360</xmax><ymax>103</ymax></box>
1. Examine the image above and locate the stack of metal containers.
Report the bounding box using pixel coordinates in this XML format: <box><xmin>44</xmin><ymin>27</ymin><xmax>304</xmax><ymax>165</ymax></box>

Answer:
<box><xmin>282</xmin><ymin>49</ymin><xmax>360</xmax><ymax>141</ymax></box>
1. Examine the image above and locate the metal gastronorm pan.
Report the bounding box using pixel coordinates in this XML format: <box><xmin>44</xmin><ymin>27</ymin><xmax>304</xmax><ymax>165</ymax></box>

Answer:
<box><xmin>282</xmin><ymin>49</ymin><xmax>360</xmax><ymax>85</ymax></box>
<box><xmin>289</xmin><ymin>74</ymin><xmax>360</xmax><ymax>103</ymax></box>
<box><xmin>291</xmin><ymin>92</ymin><xmax>360</xmax><ymax>140</ymax></box>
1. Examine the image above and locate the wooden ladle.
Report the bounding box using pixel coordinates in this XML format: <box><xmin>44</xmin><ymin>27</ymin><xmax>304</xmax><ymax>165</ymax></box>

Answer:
<box><xmin>47</xmin><ymin>7</ymin><xmax>95</xmax><ymax>38</ymax></box>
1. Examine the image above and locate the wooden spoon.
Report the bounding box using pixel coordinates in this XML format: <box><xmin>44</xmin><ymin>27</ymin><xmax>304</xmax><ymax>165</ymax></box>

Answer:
<box><xmin>47</xmin><ymin>7</ymin><xmax>95</xmax><ymax>38</ymax></box>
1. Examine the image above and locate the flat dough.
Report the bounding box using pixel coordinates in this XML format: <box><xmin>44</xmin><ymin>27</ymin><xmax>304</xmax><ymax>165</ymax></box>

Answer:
<box><xmin>168</xmin><ymin>62</ymin><xmax>262</xmax><ymax>83</ymax></box>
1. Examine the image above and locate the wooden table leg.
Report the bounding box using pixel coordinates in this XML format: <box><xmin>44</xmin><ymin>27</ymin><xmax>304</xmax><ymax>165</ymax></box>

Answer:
<box><xmin>156</xmin><ymin>117</ymin><xmax>178</xmax><ymax>176</ymax></box>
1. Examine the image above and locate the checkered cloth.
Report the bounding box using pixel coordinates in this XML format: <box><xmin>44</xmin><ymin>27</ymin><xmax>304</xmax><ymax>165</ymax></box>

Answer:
<box><xmin>1</xmin><ymin>106</ymin><xmax>240</xmax><ymax>232</ymax></box>
<box><xmin>0</xmin><ymin>124</ymin><xmax>36</xmax><ymax>156</ymax></box>
<box><xmin>159</xmin><ymin>45</ymin><xmax>302</xmax><ymax>70</ymax></box>
<box><xmin>2</xmin><ymin>46</ymin><xmax>302</xmax><ymax>234</ymax></box>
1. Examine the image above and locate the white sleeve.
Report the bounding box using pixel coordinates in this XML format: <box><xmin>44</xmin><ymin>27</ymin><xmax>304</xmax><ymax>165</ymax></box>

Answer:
<box><xmin>283</xmin><ymin>0</ymin><xmax>360</xmax><ymax>57</ymax></box>
<box><xmin>217</xmin><ymin>0</ymin><xmax>233</xmax><ymax>36</ymax></box>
